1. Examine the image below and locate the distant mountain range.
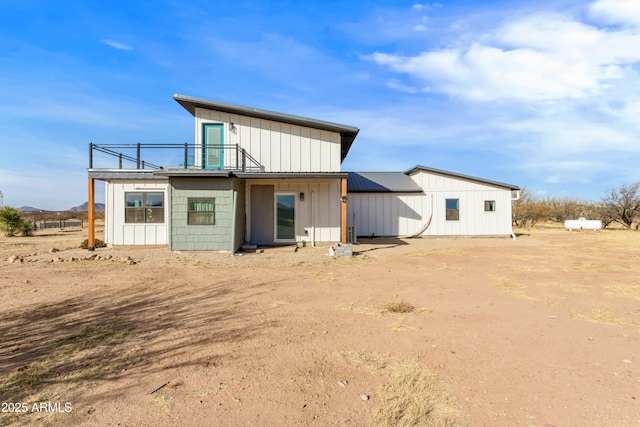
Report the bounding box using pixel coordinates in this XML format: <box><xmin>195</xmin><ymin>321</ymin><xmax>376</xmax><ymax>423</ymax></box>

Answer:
<box><xmin>69</xmin><ymin>202</ymin><xmax>106</xmax><ymax>212</ymax></box>
<box><xmin>20</xmin><ymin>203</ymin><xmax>105</xmax><ymax>212</ymax></box>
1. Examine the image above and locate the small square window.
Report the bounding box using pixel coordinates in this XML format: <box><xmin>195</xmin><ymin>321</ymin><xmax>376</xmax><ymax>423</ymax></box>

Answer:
<box><xmin>484</xmin><ymin>200</ymin><xmax>496</xmax><ymax>212</ymax></box>
<box><xmin>188</xmin><ymin>198</ymin><xmax>215</xmax><ymax>225</ymax></box>
<box><xmin>445</xmin><ymin>198</ymin><xmax>459</xmax><ymax>221</ymax></box>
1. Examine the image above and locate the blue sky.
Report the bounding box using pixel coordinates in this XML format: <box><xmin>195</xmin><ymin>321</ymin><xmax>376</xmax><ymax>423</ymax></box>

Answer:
<box><xmin>1</xmin><ymin>0</ymin><xmax>639</xmax><ymax>210</ymax></box>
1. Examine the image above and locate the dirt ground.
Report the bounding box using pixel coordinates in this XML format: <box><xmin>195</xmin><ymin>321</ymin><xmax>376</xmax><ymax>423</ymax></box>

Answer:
<box><xmin>0</xmin><ymin>224</ymin><xmax>639</xmax><ymax>426</ymax></box>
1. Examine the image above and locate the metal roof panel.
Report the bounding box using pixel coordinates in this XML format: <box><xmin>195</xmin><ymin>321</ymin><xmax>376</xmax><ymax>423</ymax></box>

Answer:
<box><xmin>347</xmin><ymin>172</ymin><xmax>423</xmax><ymax>193</ymax></box>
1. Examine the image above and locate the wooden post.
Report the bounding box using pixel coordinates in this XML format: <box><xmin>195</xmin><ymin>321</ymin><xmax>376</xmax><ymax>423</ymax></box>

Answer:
<box><xmin>88</xmin><ymin>178</ymin><xmax>95</xmax><ymax>251</ymax></box>
<box><xmin>341</xmin><ymin>177</ymin><xmax>347</xmax><ymax>244</ymax></box>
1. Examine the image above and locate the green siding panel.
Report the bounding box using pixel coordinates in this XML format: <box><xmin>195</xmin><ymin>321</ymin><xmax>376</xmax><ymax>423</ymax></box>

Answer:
<box><xmin>170</xmin><ymin>177</ymin><xmax>244</xmax><ymax>251</ymax></box>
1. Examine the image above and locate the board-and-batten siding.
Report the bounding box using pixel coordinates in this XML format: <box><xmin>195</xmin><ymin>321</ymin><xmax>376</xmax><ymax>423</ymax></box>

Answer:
<box><xmin>347</xmin><ymin>172</ymin><xmax>514</xmax><ymax>238</ymax></box>
<box><xmin>246</xmin><ymin>179</ymin><xmax>341</xmax><ymax>244</ymax></box>
<box><xmin>348</xmin><ymin>193</ymin><xmax>424</xmax><ymax>237</ymax></box>
<box><xmin>409</xmin><ymin>171</ymin><xmax>513</xmax><ymax>237</ymax></box>
<box><xmin>195</xmin><ymin>107</ymin><xmax>341</xmax><ymax>172</ymax></box>
<box><xmin>104</xmin><ymin>180</ymin><xmax>169</xmax><ymax>245</ymax></box>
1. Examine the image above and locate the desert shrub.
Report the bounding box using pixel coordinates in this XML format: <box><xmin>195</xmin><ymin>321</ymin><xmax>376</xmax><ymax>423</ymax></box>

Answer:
<box><xmin>80</xmin><ymin>238</ymin><xmax>107</xmax><ymax>249</ymax></box>
<box><xmin>18</xmin><ymin>219</ymin><xmax>34</xmax><ymax>236</ymax></box>
<box><xmin>0</xmin><ymin>206</ymin><xmax>33</xmax><ymax>236</ymax></box>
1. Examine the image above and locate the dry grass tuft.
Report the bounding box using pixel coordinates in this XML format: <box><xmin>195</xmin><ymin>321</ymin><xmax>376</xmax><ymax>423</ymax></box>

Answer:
<box><xmin>337</xmin><ymin>352</ymin><xmax>461</xmax><ymax>426</ymax></box>
<box><xmin>492</xmin><ymin>276</ymin><xmax>557</xmax><ymax>306</ymax></box>
<box><xmin>338</xmin><ymin>350</ymin><xmax>390</xmax><ymax>374</ymax></box>
<box><xmin>388</xmin><ymin>322</ymin><xmax>415</xmax><ymax>331</ymax></box>
<box><xmin>501</xmin><ymin>290</ymin><xmax>557</xmax><ymax>307</ymax></box>
<box><xmin>492</xmin><ymin>276</ymin><xmax>524</xmax><ymax>289</ymax></box>
<box><xmin>342</xmin><ymin>299</ymin><xmax>426</xmax><ymax>316</ymax></box>
<box><xmin>506</xmin><ymin>265</ymin><xmax>552</xmax><ymax>273</ymax></box>
<box><xmin>568</xmin><ymin>262</ymin><xmax>621</xmax><ymax>272</ymax></box>
<box><xmin>570</xmin><ymin>308</ymin><xmax>627</xmax><ymax>325</ymax></box>
<box><xmin>537</xmin><ymin>281</ymin><xmax>588</xmax><ymax>294</ymax></box>
<box><xmin>52</xmin><ymin>323</ymin><xmax>129</xmax><ymax>354</ymax></box>
<box><xmin>410</xmin><ymin>248</ymin><xmax>468</xmax><ymax>257</ymax></box>
<box><xmin>379</xmin><ymin>300</ymin><xmax>416</xmax><ymax>314</ymax></box>
<box><xmin>605</xmin><ymin>283</ymin><xmax>640</xmax><ymax>301</ymax></box>
<box><xmin>371</xmin><ymin>362</ymin><xmax>461</xmax><ymax>427</ymax></box>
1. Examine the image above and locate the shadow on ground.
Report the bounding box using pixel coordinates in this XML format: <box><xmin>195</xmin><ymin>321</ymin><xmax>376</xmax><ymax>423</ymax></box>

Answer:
<box><xmin>0</xmin><ymin>270</ymin><xmax>277</xmax><ymax>414</ymax></box>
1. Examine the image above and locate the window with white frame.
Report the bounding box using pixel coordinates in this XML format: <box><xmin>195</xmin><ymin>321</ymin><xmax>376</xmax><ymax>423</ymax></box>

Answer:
<box><xmin>445</xmin><ymin>198</ymin><xmax>459</xmax><ymax>221</ymax></box>
<box><xmin>484</xmin><ymin>200</ymin><xmax>496</xmax><ymax>212</ymax></box>
<box><xmin>188</xmin><ymin>198</ymin><xmax>215</xmax><ymax>225</ymax></box>
<box><xmin>125</xmin><ymin>192</ymin><xmax>164</xmax><ymax>223</ymax></box>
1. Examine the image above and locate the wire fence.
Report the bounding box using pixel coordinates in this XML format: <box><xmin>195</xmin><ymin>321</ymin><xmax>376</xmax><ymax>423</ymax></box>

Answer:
<box><xmin>34</xmin><ymin>220</ymin><xmax>83</xmax><ymax>230</ymax></box>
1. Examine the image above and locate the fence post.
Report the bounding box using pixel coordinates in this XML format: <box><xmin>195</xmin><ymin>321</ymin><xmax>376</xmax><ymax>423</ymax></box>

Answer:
<box><xmin>136</xmin><ymin>143</ymin><xmax>141</xmax><ymax>169</ymax></box>
<box><xmin>119</xmin><ymin>153</ymin><xmax>123</xmax><ymax>169</ymax></box>
<box><xmin>242</xmin><ymin>148</ymin><xmax>246</xmax><ymax>172</ymax></box>
<box><xmin>89</xmin><ymin>143</ymin><xmax>93</xmax><ymax>169</ymax></box>
<box><xmin>184</xmin><ymin>143</ymin><xmax>188</xmax><ymax>169</ymax></box>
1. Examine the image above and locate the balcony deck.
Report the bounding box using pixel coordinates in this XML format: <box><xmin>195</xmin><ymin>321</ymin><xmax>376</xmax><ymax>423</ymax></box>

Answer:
<box><xmin>88</xmin><ymin>143</ymin><xmax>263</xmax><ymax>172</ymax></box>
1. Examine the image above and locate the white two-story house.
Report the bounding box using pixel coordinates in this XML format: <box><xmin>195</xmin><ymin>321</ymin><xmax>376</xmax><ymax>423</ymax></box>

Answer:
<box><xmin>86</xmin><ymin>94</ymin><xmax>519</xmax><ymax>251</ymax></box>
<box><xmin>88</xmin><ymin>94</ymin><xmax>358</xmax><ymax>251</ymax></box>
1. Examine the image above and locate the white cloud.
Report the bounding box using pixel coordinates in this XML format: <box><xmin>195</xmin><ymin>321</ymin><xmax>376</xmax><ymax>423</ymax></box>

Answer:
<box><xmin>370</xmin><ymin>6</ymin><xmax>640</xmax><ymax>102</ymax></box>
<box><xmin>101</xmin><ymin>39</ymin><xmax>133</xmax><ymax>51</ymax></box>
<box><xmin>386</xmin><ymin>79</ymin><xmax>419</xmax><ymax>93</ymax></box>
<box><xmin>589</xmin><ymin>0</ymin><xmax>640</xmax><ymax>27</ymax></box>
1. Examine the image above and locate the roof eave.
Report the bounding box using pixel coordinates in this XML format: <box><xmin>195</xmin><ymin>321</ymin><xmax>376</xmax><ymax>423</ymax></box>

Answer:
<box><xmin>173</xmin><ymin>94</ymin><xmax>359</xmax><ymax>135</ymax></box>
<box><xmin>173</xmin><ymin>94</ymin><xmax>359</xmax><ymax>163</ymax></box>
<box><xmin>406</xmin><ymin>165</ymin><xmax>520</xmax><ymax>191</ymax></box>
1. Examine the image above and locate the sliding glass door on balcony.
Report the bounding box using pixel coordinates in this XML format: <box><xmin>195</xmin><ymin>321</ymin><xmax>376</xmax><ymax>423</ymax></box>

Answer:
<box><xmin>203</xmin><ymin>123</ymin><xmax>224</xmax><ymax>169</ymax></box>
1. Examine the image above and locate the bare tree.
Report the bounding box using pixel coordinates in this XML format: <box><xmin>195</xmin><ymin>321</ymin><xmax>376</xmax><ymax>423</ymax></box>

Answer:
<box><xmin>545</xmin><ymin>196</ymin><xmax>590</xmax><ymax>222</ymax></box>
<box><xmin>599</xmin><ymin>182</ymin><xmax>640</xmax><ymax>229</ymax></box>
<box><xmin>512</xmin><ymin>187</ymin><xmax>550</xmax><ymax>228</ymax></box>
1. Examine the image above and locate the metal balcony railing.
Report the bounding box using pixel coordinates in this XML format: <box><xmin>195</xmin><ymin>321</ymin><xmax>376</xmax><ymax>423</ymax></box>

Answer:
<box><xmin>89</xmin><ymin>143</ymin><xmax>263</xmax><ymax>172</ymax></box>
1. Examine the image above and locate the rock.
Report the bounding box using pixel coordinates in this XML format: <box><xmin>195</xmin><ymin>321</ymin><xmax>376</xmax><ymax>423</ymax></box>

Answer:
<box><xmin>7</xmin><ymin>255</ymin><xmax>20</xmax><ymax>263</ymax></box>
<box><xmin>338</xmin><ymin>380</ymin><xmax>348</xmax><ymax>387</ymax></box>
<box><xmin>49</xmin><ymin>248</ymin><xmax>60</xmax><ymax>253</ymax></box>
<box><xmin>52</xmin><ymin>256</ymin><xmax>62</xmax><ymax>263</ymax></box>
<box><xmin>360</xmin><ymin>394</ymin><xmax>369</xmax><ymax>401</ymax></box>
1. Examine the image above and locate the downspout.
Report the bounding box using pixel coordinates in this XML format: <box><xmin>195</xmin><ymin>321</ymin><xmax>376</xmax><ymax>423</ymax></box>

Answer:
<box><xmin>511</xmin><ymin>189</ymin><xmax>520</xmax><ymax>241</ymax></box>
<box><xmin>310</xmin><ymin>191</ymin><xmax>315</xmax><ymax>247</ymax></box>
<box><xmin>230</xmin><ymin>190</ymin><xmax>237</xmax><ymax>255</ymax></box>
